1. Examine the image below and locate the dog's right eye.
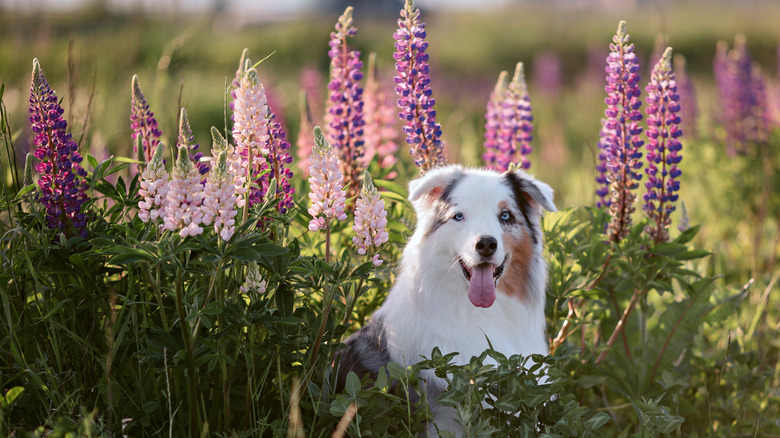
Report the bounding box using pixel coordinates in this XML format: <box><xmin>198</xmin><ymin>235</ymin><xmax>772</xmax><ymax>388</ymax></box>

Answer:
<box><xmin>453</xmin><ymin>212</ymin><xmax>464</xmax><ymax>221</ymax></box>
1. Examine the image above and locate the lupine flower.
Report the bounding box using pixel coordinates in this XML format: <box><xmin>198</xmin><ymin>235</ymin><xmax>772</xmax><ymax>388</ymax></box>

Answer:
<box><xmin>211</xmin><ymin>126</ymin><xmax>247</xmax><ymax>210</ymax></box>
<box><xmin>326</xmin><ymin>6</ymin><xmax>365</xmax><ymax>203</ymax></box>
<box><xmin>715</xmin><ymin>36</ymin><xmax>769</xmax><ymax>153</ymax></box>
<box><xmin>602</xmin><ymin>21</ymin><xmax>644</xmax><ymax>244</ymax></box>
<box><xmin>296</xmin><ymin>91</ymin><xmax>315</xmax><ymax>175</ymax></box>
<box><xmin>644</xmin><ymin>47</ymin><xmax>683</xmax><ymax>244</ymax></box>
<box><xmin>308</xmin><ymin>126</ymin><xmax>348</xmax><ymax>232</ymax></box>
<box><xmin>673</xmin><ymin>54</ymin><xmax>698</xmax><ymax>139</ymax></box>
<box><xmin>240</xmin><ymin>262</ymin><xmax>267</xmax><ymax>296</ymax></box>
<box><xmin>393</xmin><ymin>0</ymin><xmax>446</xmax><ymax>173</ymax></box>
<box><xmin>259</xmin><ymin>114</ymin><xmax>295</xmax><ymax>214</ymax></box>
<box><xmin>533</xmin><ymin>51</ymin><xmax>562</xmax><ymax>96</ymax></box>
<box><xmin>232</xmin><ymin>67</ymin><xmax>270</xmax><ymax>208</ymax></box>
<box><xmin>498</xmin><ymin>62</ymin><xmax>534</xmax><ymax>171</ymax></box>
<box><xmin>362</xmin><ymin>53</ymin><xmax>399</xmax><ymax>171</ymax></box>
<box><xmin>178</xmin><ymin>108</ymin><xmax>209</xmax><ymax>175</ymax></box>
<box><xmin>130</xmin><ymin>75</ymin><xmax>162</xmax><ymax>165</ymax></box>
<box><xmin>595</xmin><ymin>118</ymin><xmax>612</xmax><ymax>209</ymax></box>
<box><xmin>352</xmin><ymin>171</ymin><xmax>389</xmax><ymax>266</ymax></box>
<box><xmin>138</xmin><ymin>143</ymin><xmax>169</xmax><ymax>224</ymax></box>
<box><xmin>202</xmin><ymin>151</ymin><xmax>239</xmax><ymax>241</ymax></box>
<box><xmin>163</xmin><ymin>146</ymin><xmax>204</xmax><ymax>237</ymax></box>
<box><xmin>230</xmin><ymin>48</ymin><xmax>250</xmax><ymax>111</ymax></box>
<box><xmin>299</xmin><ymin>64</ymin><xmax>325</xmax><ymax>127</ymax></box>
<box><xmin>483</xmin><ymin>70</ymin><xmax>507</xmax><ymax>171</ymax></box>
<box><xmin>29</xmin><ymin>58</ymin><xmax>90</xmax><ymax>238</ymax></box>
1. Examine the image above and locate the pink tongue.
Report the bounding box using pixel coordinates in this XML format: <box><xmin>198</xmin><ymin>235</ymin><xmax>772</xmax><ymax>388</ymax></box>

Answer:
<box><xmin>468</xmin><ymin>263</ymin><xmax>496</xmax><ymax>308</ymax></box>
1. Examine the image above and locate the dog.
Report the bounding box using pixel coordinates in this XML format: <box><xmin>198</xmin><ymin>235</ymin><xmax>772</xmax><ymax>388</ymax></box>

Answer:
<box><xmin>336</xmin><ymin>164</ymin><xmax>556</xmax><ymax>436</ymax></box>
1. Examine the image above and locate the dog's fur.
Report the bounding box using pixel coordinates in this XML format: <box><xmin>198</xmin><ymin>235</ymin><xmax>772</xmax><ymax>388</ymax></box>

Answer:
<box><xmin>336</xmin><ymin>165</ymin><xmax>556</xmax><ymax>436</ymax></box>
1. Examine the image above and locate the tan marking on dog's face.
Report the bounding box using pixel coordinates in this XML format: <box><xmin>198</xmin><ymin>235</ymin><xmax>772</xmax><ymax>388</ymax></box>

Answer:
<box><xmin>498</xmin><ymin>200</ymin><xmax>509</xmax><ymax>211</ymax></box>
<box><xmin>498</xmin><ymin>227</ymin><xmax>533</xmax><ymax>301</ymax></box>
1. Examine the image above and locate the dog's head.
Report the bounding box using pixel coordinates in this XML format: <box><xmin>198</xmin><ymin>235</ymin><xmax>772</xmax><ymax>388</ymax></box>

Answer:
<box><xmin>408</xmin><ymin>165</ymin><xmax>556</xmax><ymax>308</ymax></box>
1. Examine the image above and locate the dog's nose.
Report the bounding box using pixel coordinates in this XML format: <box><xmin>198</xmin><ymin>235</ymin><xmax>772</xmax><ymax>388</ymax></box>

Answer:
<box><xmin>475</xmin><ymin>236</ymin><xmax>497</xmax><ymax>258</ymax></box>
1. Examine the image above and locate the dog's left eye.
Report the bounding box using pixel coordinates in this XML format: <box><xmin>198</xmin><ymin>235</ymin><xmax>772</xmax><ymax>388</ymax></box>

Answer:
<box><xmin>499</xmin><ymin>211</ymin><xmax>512</xmax><ymax>222</ymax></box>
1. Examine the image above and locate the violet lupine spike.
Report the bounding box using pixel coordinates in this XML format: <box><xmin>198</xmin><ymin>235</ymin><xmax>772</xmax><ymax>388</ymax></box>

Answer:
<box><xmin>308</xmin><ymin>126</ymin><xmax>348</xmax><ymax>232</ymax></box>
<box><xmin>362</xmin><ymin>52</ymin><xmax>400</xmax><ymax>171</ymax></box>
<box><xmin>483</xmin><ymin>70</ymin><xmax>508</xmax><ymax>171</ymax></box>
<box><xmin>326</xmin><ymin>6</ymin><xmax>365</xmax><ymax>203</ymax></box>
<box><xmin>29</xmin><ymin>58</ymin><xmax>90</xmax><ymax>238</ymax></box>
<box><xmin>177</xmin><ymin>108</ymin><xmax>209</xmax><ymax>175</ymax></box>
<box><xmin>673</xmin><ymin>54</ymin><xmax>698</xmax><ymax>139</ymax></box>
<box><xmin>394</xmin><ymin>0</ymin><xmax>446</xmax><ymax>174</ymax></box>
<box><xmin>130</xmin><ymin>75</ymin><xmax>162</xmax><ymax>165</ymax></box>
<box><xmin>138</xmin><ymin>142</ymin><xmax>169</xmax><ymax>224</ymax></box>
<box><xmin>499</xmin><ymin>62</ymin><xmax>534</xmax><ymax>171</ymax></box>
<box><xmin>644</xmin><ymin>47</ymin><xmax>683</xmax><ymax>244</ymax></box>
<box><xmin>603</xmin><ymin>20</ymin><xmax>644</xmax><ymax>244</ymax></box>
<box><xmin>162</xmin><ymin>145</ymin><xmax>204</xmax><ymax>237</ymax></box>
<box><xmin>352</xmin><ymin>170</ymin><xmax>389</xmax><ymax>266</ymax></box>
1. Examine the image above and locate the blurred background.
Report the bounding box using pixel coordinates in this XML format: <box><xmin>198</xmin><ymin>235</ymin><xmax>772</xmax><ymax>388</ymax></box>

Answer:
<box><xmin>1</xmin><ymin>0</ymin><xmax>779</xmax><ymax>279</ymax></box>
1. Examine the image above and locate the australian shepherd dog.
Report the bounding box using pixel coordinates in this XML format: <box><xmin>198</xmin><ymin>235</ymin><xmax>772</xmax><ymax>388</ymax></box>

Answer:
<box><xmin>336</xmin><ymin>165</ymin><xmax>557</xmax><ymax>436</ymax></box>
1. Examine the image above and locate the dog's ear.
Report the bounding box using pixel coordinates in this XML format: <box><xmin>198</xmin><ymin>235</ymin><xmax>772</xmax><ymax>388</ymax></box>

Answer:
<box><xmin>504</xmin><ymin>169</ymin><xmax>557</xmax><ymax>213</ymax></box>
<box><xmin>408</xmin><ymin>165</ymin><xmax>465</xmax><ymax>206</ymax></box>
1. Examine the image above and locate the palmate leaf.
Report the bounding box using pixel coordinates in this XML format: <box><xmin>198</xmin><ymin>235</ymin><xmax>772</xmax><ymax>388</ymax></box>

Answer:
<box><xmin>645</xmin><ymin>276</ymin><xmax>718</xmax><ymax>383</ymax></box>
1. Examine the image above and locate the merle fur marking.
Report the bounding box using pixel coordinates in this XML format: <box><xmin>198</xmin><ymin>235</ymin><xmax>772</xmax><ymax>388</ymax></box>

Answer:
<box><xmin>423</xmin><ymin>172</ymin><xmax>466</xmax><ymax>240</ymax></box>
<box><xmin>335</xmin><ymin>317</ymin><xmax>391</xmax><ymax>389</ymax></box>
<box><xmin>502</xmin><ymin>171</ymin><xmax>539</xmax><ymax>245</ymax></box>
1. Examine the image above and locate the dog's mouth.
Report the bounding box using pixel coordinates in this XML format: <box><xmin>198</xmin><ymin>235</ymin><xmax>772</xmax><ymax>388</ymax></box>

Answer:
<box><xmin>458</xmin><ymin>256</ymin><xmax>507</xmax><ymax>308</ymax></box>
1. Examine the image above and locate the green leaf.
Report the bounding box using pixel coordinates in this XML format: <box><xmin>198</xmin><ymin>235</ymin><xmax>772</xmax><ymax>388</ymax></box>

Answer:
<box><xmin>108</xmin><ymin>248</ymin><xmax>156</xmax><ymax>265</ymax></box>
<box><xmin>3</xmin><ymin>386</ymin><xmax>25</xmax><ymax>406</ymax></box>
<box><xmin>345</xmin><ymin>371</ymin><xmax>360</xmax><ymax>397</ymax></box>
<box><xmin>585</xmin><ymin>412</ymin><xmax>610</xmax><ymax>429</ymax></box>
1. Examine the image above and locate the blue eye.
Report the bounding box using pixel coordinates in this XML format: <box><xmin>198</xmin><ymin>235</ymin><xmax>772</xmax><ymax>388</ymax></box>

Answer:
<box><xmin>500</xmin><ymin>211</ymin><xmax>511</xmax><ymax>221</ymax></box>
<box><xmin>453</xmin><ymin>212</ymin><xmax>464</xmax><ymax>221</ymax></box>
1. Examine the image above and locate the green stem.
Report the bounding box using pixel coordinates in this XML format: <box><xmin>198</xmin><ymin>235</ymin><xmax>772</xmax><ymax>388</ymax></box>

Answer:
<box><xmin>174</xmin><ymin>270</ymin><xmax>200</xmax><ymax>436</ymax></box>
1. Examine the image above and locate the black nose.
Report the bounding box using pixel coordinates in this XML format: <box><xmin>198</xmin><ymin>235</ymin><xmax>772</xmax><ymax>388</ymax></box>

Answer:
<box><xmin>475</xmin><ymin>236</ymin><xmax>497</xmax><ymax>258</ymax></box>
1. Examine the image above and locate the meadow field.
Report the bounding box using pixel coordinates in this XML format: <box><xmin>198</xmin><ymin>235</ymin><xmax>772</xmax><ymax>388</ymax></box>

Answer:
<box><xmin>0</xmin><ymin>0</ymin><xmax>779</xmax><ymax>436</ymax></box>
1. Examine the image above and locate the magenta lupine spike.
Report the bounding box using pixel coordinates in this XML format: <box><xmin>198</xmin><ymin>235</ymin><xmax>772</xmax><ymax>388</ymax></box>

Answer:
<box><xmin>29</xmin><ymin>58</ymin><xmax>90</xmax><ymax>238</ymax></box>
<box><xmin>352</xmin><ymin>171</ymin><xmax>389</xmax><ymax>266</ymax></box>
<box><xmin>202</xmin><ymin>151</ymin><xmax>239</xmax><ymax>241</ymax></box>
<box><xmin>483</xmin><ymin>70</ymin><xmax>508</xmax><ymax>171</ymax></box>
<box><xmin>326</xmin><ymin>6</ymin><xmax>365</xmax><ymax>203</ymax></box>
<box><xmin>644</xmin><ymin>48</ymin><xmax>683</xmax><ymax>244</ymax></box>
<box><xmin>296</xmin><ymin>91</ymin><xmax>315</xmax><ymax>176</ymax></box>
<box><xmin>673</xmin><ymin>54</ymin><xmax>698</xmax><ymax>139</ymax></box>
<box><xmin>308</xmin><ymin>126</ymin><xmax>348</xmax><ymax>232</ymax></box>
<box><xmin>362</xmin><ymin>53</ymin><xmax>400</xmax><ymax>171</ymax></box>
<box><xmin>138</xmin><ymin>143</ymin><xmax>169</xmax><ymax>224</ymax></box>
<box><xmin>603</xmin><ymin>20</ymin><xmax>644</xmax><ymax>243</ymax></box>
<box><xmin>595</xmin><ymin>118</ymin><xmax>612</xmax><ymax>209</ymax></box>
<box><xmin>130</xmin><ymin>75</ymin><xmax>162</xmax><ymax>165</ymax></box>
<box><xmin>162</xmin><ymin>146</ymin><xmax>204</xmax><ymax>237</ymax></box>
<box><xmin>394</xmin><ymin>0</ymin><xmax>446</xmax><ymax>173</ymax></box>
<box><xmin>499</xmin><ymin>62</ymin><xmax>534</xmax><ymax>171</ymax></box>
<box><xmin>177</xmin><ymin>108</ymin><xmax>209</xmax><ymax>175</ymax></box>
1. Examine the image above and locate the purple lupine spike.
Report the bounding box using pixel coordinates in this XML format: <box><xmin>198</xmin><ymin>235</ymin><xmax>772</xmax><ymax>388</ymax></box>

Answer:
<box><xmin>326</xmin><ymin>6</ymin><xmax>365</xmax><ymax>203</ymax></box>
<box><xmin>595</xmin><ymin>118</ymin><xmax>612</xmax><ymax>209</ymax></box>
<box><xmin>499</xmin><ymin>62</ymin><xmax>534</xmax><ymax>171</ymax></box>
<box><xmin>29</xmin><ymin>58</ymin><xmax>90</xmax><ymax>238</ymax></box>
<box><xmin>259</xmin><ymin>112</ymin><xmax>295</xmax><ymax>215</ymax></box>
<box><xmin>362</xmin><ymin>52</ymin><xmax>400</xmax><ymax>172</ymax></box>
<box><xmin>177</xmin><ymin>108</ymin><xmax>209</xmax><ymax>175</ymax></box>
<box><xmin>130</xmin><ymin>75</ymin><xmax>162</xmax><ymax>165</ymax></box>
<box><xmin>394</xmin><ymin>0</ymin><xmax>446</xmax><ymax>174</ymax></box>
<box><xmin>716</xmin><ymin>36</ymin><xmax>769</xmax><ymax>153</ymax></box>
<box><xmin>673</xmin><ymin>54</ymin><xmax>698</xmax><ymax>139</ymax></box>
<box><xmin>603</xmin><ymin>20</ymin><xmax>644</xmax><ymax>244</ymax></box>
<box><xmin>483</xmin><ymin>70</ymin><xmax>508</xmax><ymax>171</ymax></box>
<box><xmin>644</xmin><ymin>48</ymin><xmax>683</xmax><ymax>244</ymax></box>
